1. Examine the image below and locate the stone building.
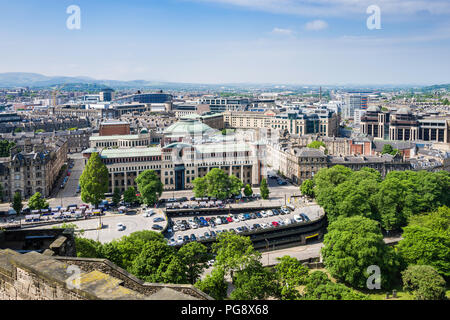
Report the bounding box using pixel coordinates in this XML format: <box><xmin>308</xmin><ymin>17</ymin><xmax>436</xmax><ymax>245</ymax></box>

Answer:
<box><xmin>223</xmin><ymin>109</ymin><xmax>339</xmax><ymax>137</ymax></box>
<box><xmin>0</xmin><ymin>137</ymin><xmax>68</xmax><ymax>202</ymax></box>
<box><xmin>82</xmin><ymin>118</ymin><xmax>265</xmax><ymax>193</ymax></box>
<box><xmin>267</xmin><ymin>145</ymin><xmax>411</xmax><ymax>185</ymax></box>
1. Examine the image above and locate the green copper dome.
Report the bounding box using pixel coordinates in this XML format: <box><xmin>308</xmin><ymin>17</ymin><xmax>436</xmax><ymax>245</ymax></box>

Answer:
<box><xmin>164</xmin><ymin>119</ymin><xmax>215</xmax><ymax>138</ymax></box>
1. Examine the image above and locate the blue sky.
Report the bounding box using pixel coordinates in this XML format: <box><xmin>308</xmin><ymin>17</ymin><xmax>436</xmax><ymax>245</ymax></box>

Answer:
<box><xmin>0</xmin><ymin>0</ymin><xmax>449</xmax><ymax>85</ymax></box>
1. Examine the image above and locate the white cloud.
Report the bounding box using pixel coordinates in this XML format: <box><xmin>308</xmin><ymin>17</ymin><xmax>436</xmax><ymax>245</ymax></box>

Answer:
<box><xmin>305</xmin><ymin>20</ymin><xmax>328</xmax><ymax>31</ymax></box>
<box><xmin>271</xmin><ymin>27</ymin><xmax>294</xmax><ymax>35</ymax></box>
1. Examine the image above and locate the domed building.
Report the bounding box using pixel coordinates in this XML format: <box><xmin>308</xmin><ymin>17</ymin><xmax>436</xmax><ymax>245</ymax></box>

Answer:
<box><xmin>162</xmin><ymin>118</ymin><xmax>217</xmax><ymax>145</ymax></box>
<box><xmin>389</xmin><ymin>107</ymin><xmax>419</xmax><ymax>141</ymax></box>
<box><xmin>361</xmin><ymin>105</ymin><xmax>388</xmax><ymax>139</ymax></box>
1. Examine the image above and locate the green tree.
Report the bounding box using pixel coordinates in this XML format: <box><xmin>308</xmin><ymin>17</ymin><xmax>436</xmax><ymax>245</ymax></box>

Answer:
<box><xmin>230</xmin><ymin>260</ymin><xmax>278</xmax><ymax>300</ymax></box>
<box><xmin>112</xmin><ymin>188</ymin><xmax>122</xmax><ymax>206</ymax></box>
<box><xmin>260</xmin><ymin>178</ymin><xmax>269</xmax><ymax>200</ymax></box>
<box><xmin>305</xmin><ymin>270</ymin><xmax>331</xmax><ymax>293</ymax></box>
<box><xmin>397</xmin><ymin>225</ymin><xmax>450</xmax><ymax>279</ymax></box>
<box><xmin>402</xmin><ymin>265</ymin><xmax>447</xmax><ymax>300</ymax></box>
<box><xmin>229</xmin><ymin>175</ymin><xmax>243</xmax><ymax>197</ymax></box>
<box><xmin>123</xmin><ymin>186</ymin><xmax>138</xmax><ymax>204</ymax></box>
<box><xmin>300</xmin><ymin>179</ymin><xmax>315</xmax><ymax>198</ymax></box>
<box><xmin>12</xmin><ymin>192</ymin><xmax>23</xmax><ymax>215</ymax></box>
<box><xmin>75</xmin><ymin>238</ymin><xmax>103</xmax><ymax>258</ymax></box>
<box><xmin>205</xmin><ymin>168</ymin><xmax>232</xmax><ymax>200</ymax></box>
<box><xmin>178</xmin><ymin>242</ymin><xmax>210</xmax><ymax>284</ymax></box>
<box><xmin>192</xmin><ymin>177</ymin><xmax>208</xmax><ymax>198</ymax></box>
<box><xmin>408</xmin><ymin>206</ymin><xmax>450</xmax><ymax>236</ymax></box>
<box><xmin>27</xmin><ymin>192</ymin><xmax>49</xmax><ymax>210</ymax></box>
<box><xmin>307</xmin><ymin>141</ymin><xmax>328</xmax><ymax>154</ymax></box>
<box><xmin>274</xmin><ymin>255</ymin><xmax>309</xmax><ymax>300</ymax></box>
<box><xmin>130</xmin><ymin>240</ymin><xmax>184</xmax><ymax>283</ymax></box>
<box><xmin>195</xmin><ymin>267</ymin><xmax>228</xmax><ymax>300</ymax></box>
<box><xmin>381</xmin><ymin>144</ymin><xmax>399</xmax><ymax>156</ymax></box>
<box><xmin>212</xmin><ymin>232</ymin><xmax>261</xmax><ymax>275</ymax></box>
<box><xmin>135</xmin><ymin>170</ymin><xmax>163</xmax><ymax>206</ymax></box>
<box><xmin>79</xmin><ymin>152</ymin><xmax>109</xmax><ymax>208</ymax></box>
<box><xmin>304</xmin><ymin>282</ymin><xmax>369</xmax><ymax>300</ymax></box>
<box><xmin>321</xmin><ymin>216</ymin><xmax>402</xmax><ymax>289</ymax></box>
<box><xmin>0</xmin><ymin>140</ymin><xmax>16</xmax><ymax>157</ymax></box>
<box><xmin>243</xmin><ymin>184</ymin><xmax>253</xmax><ymax>197</ymax></box>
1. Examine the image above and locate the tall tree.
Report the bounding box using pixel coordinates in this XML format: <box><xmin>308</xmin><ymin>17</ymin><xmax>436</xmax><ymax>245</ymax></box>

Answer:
<box><xmin>402</xmin><ymin>265</ymin><xmax>447</xmax><ymax>300</ymax></box>
<box><xmin>12</xmin><ymin>192</ymin><xmax>23</xmax><ymax>214</ymax></box>
<box><xmin>79</xmin><ymin>152</ymin><xmax>109</xmax><ymax>208</ymax></box>
<box><xmin>205</xmin><ymin>168</ymin><xmax>231</xmax><ymax>200</ymax></box>
<box><xmin>135</xmin><ymin>170</ymin><xmax>163</xmax><ymax>206</ymax></box>
<box><xmin>27</xmin><ymin>192</ymin><xmax>49</xmax><ymax>210</ymax></box>
<box><xmin>112</xmin><ymin>188</ymin><xmax>122</xmax><ymax>206</ymax></box>
<box><xmin>274</xmin><ymin>255</ymin><xmax>309</xmax><ymax>300</ymax></box>
<box><xmin>300</xmin><ymin>179</ymin><xmax>315</xmax><ymax>198</ymax></box>
<box><xmin>321</xmin><ymin>216</ymin><xmax>402</xmax><ymax>289</ymax></box>
<box><xmin>243</xmin><ymin>184</ymin><xmax>253</xmax><ymax>197</ymax></box>
<box><xmin>178</xmin><ymin>242</ymin><xmax>210</xmax><ymax>284</ymax></box>
<box><xmin>192</xmin><ymin>177</ymin><xmax>208</xmax><ymax>198</ymax></box>
<box><xmin>212</xmin><ymin>232</ymin><xmax>261</xmax><ymax>276</ymax></box>
<box><xmin>230</xmin><ymin>260</ymin><xmax>278</xmax><ymax>300</ymax></box>
<box><xmin>260</xmin><ymin>178</ymin><xmax>270</xmax><ymax>200</ymax></box>
<box><xmin>195</xmin><ymin>267</ymin><xmax>228</xmax><ymax>300</ymax></box>
<box><xmin>123</xmin><ymin>186</ymin><xmax>138</xmax><ymax>204</ymax></box>
<box><xmin>397</xmin><ymin>225</ymin><xmax>450</xmax><ymax>279</ymax></box>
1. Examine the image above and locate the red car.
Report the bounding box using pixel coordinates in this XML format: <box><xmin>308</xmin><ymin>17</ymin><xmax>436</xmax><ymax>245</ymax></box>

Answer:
<box><xmin>272</xmin><ymin>221</ymin><xmax>279</xmax><ymax>227</ymax></box>
<box><xmin>226</xmin><ymin>217</ymin><xmax>233</xmax><ymax>223</ymax></box>
<box><xmin>205</xmin><ymin>217</ymin><xmax>211</xmax><ymax>222</ymax></box>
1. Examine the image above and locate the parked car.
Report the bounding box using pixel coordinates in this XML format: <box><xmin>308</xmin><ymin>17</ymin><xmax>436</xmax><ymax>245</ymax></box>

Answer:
<box><xmin>301</xmin><ymin>213</ymin><xmax>311</xmax><ymax>221</ymax></box>
<box><xmin>226</xmin><ymin>217</ymin><xmax>233</xmax><ymax>223</ymax></box>
<box><xmin>210</xmin><ymin>231</ymin><xmax>216</xmax><ymax>238</ymax></box>
<box><xmin>272</xmin><ymin>221</ymin><xmax>279</xmax><ymax>227</ymax></box>
<box><xmin>293</xmin><ymin>215</ymin><xmax>303</xmax><ymax>223</ymax></box>
<box><xmin>117</xmin><ymin>223</ymin><xmax>125</xmax><ymax>231</ymax></box>
<box><xmin>183</xmin><ymin>235</ymin><xmax>190</xmax><ymax>242</ymax></box>
<box><xmin>176</xmin><ymin>235</ymin><xmax>184</xmax><ymax>245</ymax></box>
<box><xmin>152</xmin><ymin>224</ymin><xmax>163</xmax><ymax>231</ymax></box>
<box><xmin>153</xmin><ymin>217</ymin><xmax>165</xmax><ymax>222</ymax></box>
<box><xmin>256</xmin><ymin>212</ymin><xmax>262</xmax><ymax>218</ymax></box>
<box><xmin>190</xmin><ymin>234</ymin><xmax>197</xmax><ymax>241</ymax></box>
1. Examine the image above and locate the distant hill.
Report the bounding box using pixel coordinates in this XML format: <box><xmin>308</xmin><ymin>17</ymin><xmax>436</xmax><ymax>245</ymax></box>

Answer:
<box><xmin>0</xmin><ymin>72</ymin><xmax>204</xmax><ymax>90</ymax></box>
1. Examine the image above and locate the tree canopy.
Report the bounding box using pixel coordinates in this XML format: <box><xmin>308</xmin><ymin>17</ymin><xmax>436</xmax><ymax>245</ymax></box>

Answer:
<box><xmin>79</xmin><ymin>152</ymin><xmax>109</xmax><ymax>207</ymax></box>
<box><xmin>300</xmin><ymin>179</ymin><xmax>315</xmax><ymax>198</ymax></box>
<box><xmin>402</xmin><ymin>265</ymin><xmax>447</xmax><ymax>300</ymax></box>
<box><xmin>192</xmin><ymin>168</ymin><xmax>243</xmax><ymax>200</ymax></box>
<box><xmin>27</xmin><ymin>192</ymin><xmax>49</xmax><ymax>210</ymax></box>
<box><xmin>313</xmin><ymin>166</ymin><xmax>450</xmax><ymax>231</ymax></box>
<box><xmin>321</xmin><ymin>216</ymin><xmax>402</xmax><ymax>290</ymax></box>
<box><xmin>135</xmin><ymin>170</ymin><xmax>163</xmax><ymax>206</ymax></box>
<box><xmin>260</xmin><ymin>178</ymin><xmax>270</xmax><ymax>200</ymax></box>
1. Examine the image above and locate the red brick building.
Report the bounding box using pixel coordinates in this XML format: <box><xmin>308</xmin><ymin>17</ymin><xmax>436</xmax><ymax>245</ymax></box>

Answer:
<box><xmin>99</xmin><ymin>121</ymin><xmax>130</xmax><ymax>136</ymax></box>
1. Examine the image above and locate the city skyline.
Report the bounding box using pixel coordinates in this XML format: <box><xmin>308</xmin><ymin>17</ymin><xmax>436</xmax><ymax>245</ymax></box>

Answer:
<box><xmin>0</xmin><ymin>0</ymin><xmax>449</xmax><ymax>85</ymax></box>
